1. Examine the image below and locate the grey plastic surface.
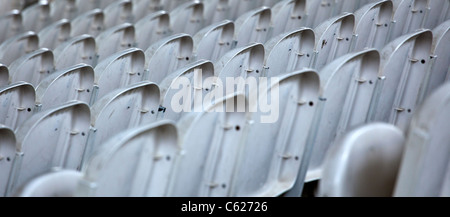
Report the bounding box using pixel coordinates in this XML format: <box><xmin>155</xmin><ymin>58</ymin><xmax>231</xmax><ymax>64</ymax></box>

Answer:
<box><xmin>394</xmin><ymin>82</ymin><xmax>450</xmax><ymax>197</ymax></box>
<box><xmin>7</xmin><ymin>101</ymin><xmax>90</xmax><ymax>196</ymax></box>
<box><xmin>35</xmin><ymin>64</ymin><xmax>94</xmax><ymax>111</ymax></box>
<box><xmin>307</xmin><ymin>49</ymin><xmax>381</xmax><ymax>182</ymax></box>
<box><xmin>264</xmin><ymin>28</ymin><xmax>315</xmax><ymax>77</ymax></box>
<box><xmin>0</xmin><ymin>82</ymin><xmax>35</xmax><ymax>130</ymax></box>
<box><xmin>9</xmin><ymin>48</ymin><xmax>55</xmax><ymax>87</ymax></box>
<box><xmin>319</xmin><ymin>123</ymin><xmax>405</xmax><ymax>197</ymax></box>
<box><xmin>77</xmin><ymin>121</ymin><xmax>178</xmax><ymax>197</ymax></box>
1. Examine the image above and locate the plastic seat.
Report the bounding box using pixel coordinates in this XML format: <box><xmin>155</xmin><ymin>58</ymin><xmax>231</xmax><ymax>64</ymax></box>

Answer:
<box><xmin>419</xmin><ymin>20</ymin><xmax>450</xmax><ymax>101</ymax></box>
<box><xmin>0</xmin><ymin>82</ymin><xmax>35</xmax><ymax>130</ymax></box>
<box><xmin>389</xmin><ymin>0</ymin><xmax>428</xmax><ymax>42</ymax></box>
<box><xmin>0</xmin><ymin>64</ymin><xmax>8</xmax><ymax>87</ymax></box>
<box><xmin>132</xmin><ymin>0</ymin><xmax>165</xmax><ymax>21</ymax></box>
<box><xmin>170</xmin><ymin>1</ymin><xmax>205</xmax><ymax>35</ymax></box>
<box><xmin>0</xmin><ymin>10</ymin><xmax>23</xmax><ymax>44</ymax></box>
<box><xmin>16</xmin><ymin>169</ymin><xmax>82</xmax><ymax>197</ymax></box>
<box><xmin>53</xmin><ymin>34</ymin><xmax>97</xmax><ymax>69</ymax></box>
<box><xmin>369</xmin><ymin>30</ymin><xmax>432</xmax><ymax>130</ymax></box>
<box><xmin>6</xmin><ymin>101</ymin><xmax>90</xmax><ymax>196</ymax></box>
<box><xmin>95</xmin><ymin>23</ymin><xmax>136</xmax><ymax>63</ymax></box>
<box><xmin>0</xmin><ymin>125</ymin><xmax>16</xmax><ymax>197</ymax></box>
<box><xmin>93</xmin><ymin>48</ymin><xmax>145</xmax><ymax>101</ymax></box>
<box><xmin>233</xmin><ymin>69</ymin><xmax>320</xmax><ymax>197</ymax></box>
<box><xmin>228</xmin><ymin>0</ymin><xmax>261</xmax><ymax>20</ymax></box>
<box><xmin>214</xmin><ymin>43</ymin><xmax>264</xmax><ymax>96</ymax></box>
<box><xmin>159</xmin><ymin>60</ymin><xmax>215</xmax><ymax>122</ymax></box>
<box><xmin>38</xmin><ymin>19</ymin><xmax>71</xmax><ymax>50</ymax></box>
<box><xmin>319</xmin><ymin>123</ymin><xmax>405</xmax><ymax>197</ymax></box>
<box><xmin>264</xmin><ymin>28</ymin><xmax>315</xmax><ymax>77</ymax></box>
<box><xmin>0</xmin><ymin>31</ymin><xmax>39</xmax><ymax>66</ymax></box>
<box><xmin>134</xmin><ymin>11</ymin><xmax>172</xmax><ymax>50</ymax></box>
<box><xmin>422</xmin><ymin>0</ymin><xmax>450</xmax><ymax>29</ymax></box>
<box><xmin>313</xmin><ymin>13</ymin><xmax>355</xmax><ymax>70</ymax></box>
<box><xmin>234</xmin><ymin>7</ymin><xmax>271</xmax><ymax>48</ymax></box>
<box><xmin>103</xmin><ymin>0</ymin><xmax>133</xmax><ymax>29</ymax></box>
<box><xmin>270</xmin><ymin>0</ymin><xmax>307</xmax><ymax>38</ymax></box>
<box><xmin>353</xmin><ymin>0</ymin><xmax>394</xmax><ymax>51</ymax></box>
<box><xmin>304</xmin><ymin>0</ymin><xmax>336</xmax><ymax>28</ymax></box>
<box><xmin>21</xmin><ymin>1</ymin><xmax>51</xmax><ymax>32</ymax></box>
<box><xmin>82</xmin><ymin>82</ymin><xmax>160</xmax><ymax>166</ymax></box>
<box><xmin>77</xmin><ymin>121</ymin><xmax>178</xmax><ymax>197</ymax></box>
<box><xmin>394</xmin><ymin>82</ymin><xmax>450</xmax><ymax>197</ymax></box>
<box><xmin>35</xmin><ymin>64</ymin><xmax>94</xmax><ymax>111</ymax></box>
<box><xmin>70</xmin><ymin>9</ymin><xmax>105</xmax><ymax>37</ymax></box>
<box><xmin>202</xmin><ymin>0</ymin><xmax>231</xmax><ymax>26</ymax></box>
<box><xmin>144</xmin><ymin>34</ymin><xmax>194</xmax><ymax>84</ymax></box>
<box><xmin>49</xmin><ymin>0</ymin><xmax>79</xmax><ymax>21</ymax></box>
<box><xmin>193</xmin><ymin>20</ymin><xmax>234</xmax><ymax>62</ymax></box>
<box><xmin>307</xmin><ymin>49</ymin><xmax>381</xmax><ymax>182</ymax></box>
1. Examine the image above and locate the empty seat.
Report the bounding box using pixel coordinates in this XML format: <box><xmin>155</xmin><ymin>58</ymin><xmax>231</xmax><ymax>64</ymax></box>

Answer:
<box><xmin>232</xmin><ymin>69</ymin><xmax>320</xmax><ymax>197</ymax></box>
<box><xmin>38</xmin><ymin>19</ymin><xmax>71</xmax><ymax>50</ymax></box>
<box><xmin>77</xmin><ymin>121</ymin><xmax>178</xmax><ymax>197</ymax></box>
<box><xmin>103</xmin><ymin>0</ymin><xmax>133</xmax><ymax>29</ymax></box>
<box><xmin>168</xmin><ymin>93</ymin><xmax>250</xmax><ymax>196</ymax></box>
<box><xmin>193</xmin><ymin>20</ymin><xmax>234</xmax><ymax>62</ymax></box>
<box><xmin>270</xmin><ymin>0</ymin><xmax>307</xmax><ymax>38</ymax></box>
<box><xmin>394</xmin><ymin>82</ymin><xmax>450</xmax><ymax>197</ymax></box>
<box><xmin>16</xmin><ymin>169</ymin><xmax>83</xmax><ymax>197</ymax></box>
<box><xmin>6</xmin><ymin>101</ymin><xmax>90</xmax><ymax>196</ymax></box>
<box><xmin>170</xmin><ymin>1</ymin><xmax>205</xmax><ymax>35</ymax></box>
<box><xmin>0</xmin><ymin>82</ymin><xmax>35</xmax><ymax>130</ymax></box>
<box><xmin>0</xmin><ymin>64</ymin><xmax>8</xmax><ymax>87</ymax></box>
<box><xmin>159</xmin><ymin>60</ymin><xmax>215</xmax><ymax>121</ymax></box>
<box><xmin>82</xmin><ymin>82</ymin><xmax>160</xmax><ymax>165</ymax></box>
<box><xmin>202</xmin><ymin>0</ymin><xmax>231</xmax><ymax>26</ymax></box>
<box><xmin>0</xmin><ymin>125</ymin><xmax>16</xmax><ymax>197</ymax></box>
<box><xmin>369</xmin><ymin>30</ymin><xmax>432</xmax><ymax>130</ymax></box>
<box><xmin>333</xmin><ymin>0</ymin><xmax>380</xmax><ymax>15</ymax></box>
<box><xmin>135</xmin><ymin>11</ymin><xmax>172</xmax><ymax>50</ymax></box>
<box><xmin>93</xmin><ymin>48</ymin><xmax>145</xmax><ymax>101</ymax></box>
<box><xmin>419</xmin><ymin>20</ymin><xmax>450</xmax><ymax>101</ymax></box>
<box><xmin>304</xmin><ymin>0</ymin><xmax>336</xmax><ymax>28</ymax></box>
<box><xmin>313</xmin><ymin>13</ymin><xmax>355</xmax><ymax>70</ymax></box>
<box><xmin>95</xmin><ymin>23</ymin><xmax>136</xmax><ymax>63</ymax></box>
<box><xmin>214</xmin><ymin>43</ymin><xmax>264</xmax><ymax>96</ymax></box>
<box><xmin>319</xmin><ymin>123</ymin><xmax>405</xmax><ymax>197</ymax></box>
<box><xmin>132</xmin><ymin>0</ymin><xmax>166</xmax><ymax>21</ymax></box>
<box><xmin>389</xmin><ymin>0</ymin><xmax>428</xmax><ymax>42</ymax></box>
<box><xmin>161</xmin><ymin>0</ymin><xmax>195</xmax><ymax>12</ymax></box>
<box><xmin>35</xmin><ymin>64</ymin><xmax>94</xmax><ymax>111</ymax></box>
<box><xmin>53</xmin><ymin>34</ymin><xmax>97</xmax><ymax>69</ymax></box>
<box><xmin>307</xmin><ymin>49</ymin><xmax>381</xmax><ymax>182</ymax></box>
<box><xmin>75</xmin><ymin>0</ymin><xmax>117</xmax><ymax>15</ymax></box>
<box><xmin>70</xmin><ymin>9</ymin><xmax>105</xmax><ymax>37</ymax></box>
<box><xmin>49</xmin><ymin>0</ymin><xmax>79</xmax><ymax>21</ymax></box>
<box><xmin>0</xmin><ymin>10</ymin><xmax>23</xmax><ymax>44</ymax></box>
<box><xmin>21</xmin><ymin>1</ymin><xmax>51</xmax><ymax>32</ymax></box>
<box><xmin>353</xmin><ymin>0</ymin><xmax>394</xmax><ymax>51</ymax></box>
<box><xmin>0</xmin><ymin>31</ymin><xmax>39</xmax><ymax>66</ymax></box>
<box><xmin>422</xmin><ymin>0</ymin><xmax>450</xmax><ymax>29</ymax></box>
<box><xmin>228</xmin><ymin>0</ymin><xmax>261</xmax><ymax>20</ymax></box>
<box><xmin>9</xmin><ymin>48</ymin><xmax>55</xmax><ymax>87</ymax></box>
<box><xmin>145</xmin><ymin>34</ymin><xmax>194</xmax><ymax>84</ymax></box>
<box><xmin>0</xmin><ymin>0</ymin><xmax>25</xmax><ymax>15</ymax></box>
<box><xmin>264</xmin><ymin>28</ymin><xmax>315</xmax><ymax>77</ymax></box>
<box><xmin>234</xmin><ymin>7</ymin><xmax>271</xmax><ymax>48</ymax></box>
